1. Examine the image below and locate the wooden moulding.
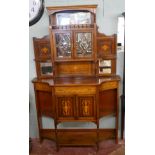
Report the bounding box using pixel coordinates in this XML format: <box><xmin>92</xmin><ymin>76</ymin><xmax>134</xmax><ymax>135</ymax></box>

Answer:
<box><xmin>40</xmin><ymin>129</ymin><xmax>116</xmax><ymax>146</ymax></box>
<box><xmin>34</xmin><ymin>83</ymin><xmax>52</xmax><ymax>92</ymax></box>
<box><xmin>46</xmin><ymin>5</ymin><xmax>97</xmax><ymax>15</ymax></box>
<box><xmin>99</xmin><ymin>81</ymin><xmax>118</xmax><ymax>91</ymax></box>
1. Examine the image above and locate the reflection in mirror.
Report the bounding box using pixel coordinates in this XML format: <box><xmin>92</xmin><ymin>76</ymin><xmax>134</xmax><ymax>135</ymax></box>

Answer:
<box><xmin>55</xmin><ymin>33</ymin><xmax>71</xmax><ymax>58</ymax></box>
<box><xmin>76</xmin><ymin>32</ymin><xmax>92</xmax><ymax>57</ymax></box>
<box><xmin>99</xmin><ymin>60</ymin><xmax>111</xmax><ymax>67</ymax></box>
<box><xmin>100</xmin><ymin>68</ymin><xmax>111</xmax><ymax>74</ymax></box>
<box><xmin>56</xmin><ymin>12</ymin><xmax>91</xmax><ymax>25</ymax></box>
<box><xmin>40</xmin><ymin>61</ymin><xmax>53</xmax><ymax>75</ymax></box>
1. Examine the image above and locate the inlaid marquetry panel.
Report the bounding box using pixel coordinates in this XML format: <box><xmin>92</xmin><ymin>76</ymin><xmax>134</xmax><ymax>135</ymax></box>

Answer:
<box><xmin>97</xmin><ymin>40</ymin><xmax>113</xmax><ymax>57</ymax></box>
<box><xmin>56</xmin><ymin>61</ymin><xmax>94</xmax><ymax>76</ymax></box>
<box><xmin>99</xmin><ymin>81</ymin><xmax>118</xmax><ymax>91</ymax></box>
<box><xmin>55</xmin><ymin>86</ymin><xmax>96</xmax><ymax>95</ymax></box>
<box><xmin>57</xmin><ymin>96</ymin><xmax>75</xmax><ymax>118</ymax></box>
<box><xmin>39</xmin><ymin>44</ymin><xmax>51</xmax><ymax>58</ymax></box>
<box><xmin>33</xmin><ymin>36</ymin><xmax>51</xmax><ymax>59</ymax></box>
<box><xmin>78</xmin><ymin>96</ymin><xmax>95</xmax><ymax>118</ymax></box>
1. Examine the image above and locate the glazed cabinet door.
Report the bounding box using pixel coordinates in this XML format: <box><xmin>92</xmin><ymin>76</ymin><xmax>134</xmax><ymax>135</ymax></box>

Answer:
<box><xmin>53</xmin><ymin>31</ymin><xmax>73</xmax><ymax>60</ymax></box>
<box><xmin>56</xmin><ymin>96</ymin><xmax>76</xmax><ymax>121</ymax></box>
<box><xmin>77</xmin><ymin>95</ymin><xmax>96</xmax><ymax>120</ymax></box>
<box><xmin>74</xmin><ymin>30</ymin><xmax>94</xmax><ymax>59</ymax></box>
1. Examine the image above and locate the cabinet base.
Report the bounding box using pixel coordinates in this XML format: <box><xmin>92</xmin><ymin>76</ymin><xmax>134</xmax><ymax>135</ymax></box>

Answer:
<box><xmin>40</xmin><ymin>128</ymin><xmax>116</xmax><ymax>147</ymax></box>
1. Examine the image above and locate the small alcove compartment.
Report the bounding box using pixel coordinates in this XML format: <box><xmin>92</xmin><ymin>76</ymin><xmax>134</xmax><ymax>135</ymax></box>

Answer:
<box><xmin>35</xmin><ymin>59</ymin><xmax>53</xmax><ymax>79</ymax></box>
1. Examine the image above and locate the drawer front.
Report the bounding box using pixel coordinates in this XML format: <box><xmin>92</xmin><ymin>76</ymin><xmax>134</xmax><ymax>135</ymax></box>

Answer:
<box><xmin>99</xmin><ymin>81</ymin><xmax>118</xmax><ymax>91</ymax></box>
<box><xmin>55</xmin><ymin>86</ymin><xmax>96</xmax><ymax>95</ymax></box>
<box><xmin>35</xmin><ymin>83</ymin><xmax>51</xmax><ymax>92</ymax></box>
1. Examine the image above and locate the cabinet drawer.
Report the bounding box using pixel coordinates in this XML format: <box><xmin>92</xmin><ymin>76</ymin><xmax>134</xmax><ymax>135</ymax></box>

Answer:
<box><xmin>99</xmin><ymin>81</ymin><xmax>118</xmax><ymax>91</ymax></box>
<box><xmin>55</xmin><ymin>86</ymin><xmax>96</xmax><ymax>95</ymax></box>
<box><xmin>35</xmin><ymin>83</ymin><xmax>51</xmax><ymax>92</ymax></box>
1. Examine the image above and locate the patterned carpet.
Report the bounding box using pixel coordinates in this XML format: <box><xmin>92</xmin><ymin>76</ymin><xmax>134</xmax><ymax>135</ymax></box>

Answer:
<box><xmin>30</xmin><ymin>139</ymin><xmax>125</xmax><ymax>155</ymax></box>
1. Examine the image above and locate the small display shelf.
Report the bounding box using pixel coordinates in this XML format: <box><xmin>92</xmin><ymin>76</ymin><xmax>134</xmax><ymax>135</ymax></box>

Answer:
<box><xmin>40</xmin><ymin>60</ymin><xmax>53</xmax><ymax>76</ymax></box>
<box><xmin>99</xmin><ymin>59</ymin><xmax>112</xmax><ymax>74</ymax></box>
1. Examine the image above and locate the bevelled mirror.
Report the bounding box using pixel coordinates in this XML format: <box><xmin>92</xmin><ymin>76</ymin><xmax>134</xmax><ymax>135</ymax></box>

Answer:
<box><xmin>40</xmin><ymin>61</ymin><xmax>53</xmax><ymax>76</ymax></box>
<box><xmin>56</xmin><ymin>12</ymin><xmax>91</xmax><ymax>25</ymax></box>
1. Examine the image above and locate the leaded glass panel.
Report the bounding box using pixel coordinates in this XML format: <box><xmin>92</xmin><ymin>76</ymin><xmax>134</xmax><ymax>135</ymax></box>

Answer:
<box><xmin>75</xmin><ymin>32</ymin><xmax>92</xmax><ymax>58</ymax></box>
<box><xmin>55</xmin><ymin>33</ymin><xmax>72</xmax><ymax>58</ymax></box>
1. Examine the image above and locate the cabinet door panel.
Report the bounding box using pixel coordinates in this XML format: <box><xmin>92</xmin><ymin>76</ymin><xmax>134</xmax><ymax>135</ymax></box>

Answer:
<box><xmin>99</xmin><ymin>89</ymin><xmax>117</xmax><ymax>117</ymax></box>
<box><xmin>54</xmin><ymin>32</ymin><xmax>72</xmax><ymax>59</ymax></box>
<box><xmin>77</xmin><ymin>96</ymin><xmax>96</xmax><ymax>119</ymax></box>
<box><xmin>57</xmin><ymin>96</ymin><xmax>75</xmax><ymax>119</ymax></box>
<box><xmin>37</xmin><ymin>91</ymin><xmax>54</xmax><ymax>117</ymax></box>
<box><xmin>74</xmin><ymin>31</ymin><xmax>93</xmax><ymax>58</ymax></box>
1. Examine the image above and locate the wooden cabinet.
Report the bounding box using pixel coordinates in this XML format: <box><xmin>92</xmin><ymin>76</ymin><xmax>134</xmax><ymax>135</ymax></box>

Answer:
<box><xmin>32</xmin><ymin>5</ymin><xmax>120</xmax><ymax>150</ymax></box>
<box><xmin>56</xmin><ymin>95</ymin><xmax>96</xmax><ymax>121</ymax></box>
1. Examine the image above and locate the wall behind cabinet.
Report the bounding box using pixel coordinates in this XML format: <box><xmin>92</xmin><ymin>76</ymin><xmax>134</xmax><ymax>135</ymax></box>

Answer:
<box><xmin>29</xmin><ymin>0</ymin><xmax>124</xmax><ymax>138</ymax></box>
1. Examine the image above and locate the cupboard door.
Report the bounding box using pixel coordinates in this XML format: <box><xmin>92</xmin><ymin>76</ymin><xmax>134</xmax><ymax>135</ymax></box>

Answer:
<box><xmin>56</xmin><ymin>96</ymin><xmax>75</xmax><ymax>120</ymax></box>
<box><xmin>54</xmin><ymin>32</ymin><xmax>73</xmax><ymax>59</ymax></box>
<box><xmin>74</xmin><ymin>31</ymin><xmax>93</xmax><ymax>58</ymax></box>
<box><xmin>36</xmin><ymin>91</ymin><xmax>54</xmax><ymax>118</ymax></box>
<box><xmin>77</xmin><ymin>96</ymin><xmax>96</xmax><ymax>120</ymax></box>
<box><xmin>99</xmin><ymin>89</ymin><xmax>117</xmax><ymax>117</ymax></box>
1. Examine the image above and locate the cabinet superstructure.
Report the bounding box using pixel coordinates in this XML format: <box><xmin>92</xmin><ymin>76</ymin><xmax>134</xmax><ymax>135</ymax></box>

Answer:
<box><xmin>32</xmin><ymin>5</ymin><xmax>120</xmax><ymax>150</ymax></box>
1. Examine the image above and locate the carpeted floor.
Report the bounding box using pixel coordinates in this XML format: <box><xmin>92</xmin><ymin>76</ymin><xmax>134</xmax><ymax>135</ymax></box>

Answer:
<box><xmin>30</xmin><ymin>139</ymin><xmax>125</xmax><ymax>155</ymax></box>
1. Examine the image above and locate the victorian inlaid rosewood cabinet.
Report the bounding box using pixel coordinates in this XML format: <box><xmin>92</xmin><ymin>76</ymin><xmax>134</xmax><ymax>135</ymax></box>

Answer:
<box><xmin>32</xmin><ymin>5</ymin><xmax>120</xmax><ymax>151</ymax></box>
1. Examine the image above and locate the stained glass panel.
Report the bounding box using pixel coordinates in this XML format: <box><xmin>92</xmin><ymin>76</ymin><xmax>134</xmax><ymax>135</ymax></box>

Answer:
<box><xmin>55</xmin><ymin>33</ymin><xmax>71</xmax><ymax>58</ymax></box>
<box><xmin>76</xmin><ymin>32</ymin><xmax>92</xmax><ymax>57</ymax></box>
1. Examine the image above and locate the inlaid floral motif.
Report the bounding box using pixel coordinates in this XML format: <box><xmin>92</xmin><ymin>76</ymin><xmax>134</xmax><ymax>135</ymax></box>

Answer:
<box><xmin>41</xmin><ymin>47</ymin><xmax>49</xmax><ymax>54</ymax></box>
<box><xmin>82</xmin><ymin>99</ymin><xmax>90</xmax><ymax>115</ymax></box>
<box><xmin>62</xmin><ymin>99</ymin><xmax>71</xmax><ymax>116</ymax></box>
<box><xmin>101</xmin><ymin>45</ymin><xmax>109</xmax><ymax>51</ymax></box>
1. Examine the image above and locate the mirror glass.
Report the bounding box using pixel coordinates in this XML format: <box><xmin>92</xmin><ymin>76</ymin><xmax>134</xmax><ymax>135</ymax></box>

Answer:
<box><xmin>99</xmin><ymin>60</ymin><xmax>111</xmax><ymax>67</ymax></box>
<box><xmin>56</xmin><ymin>12</ymin><xmax>91</xmax><ymax>25</ymax></box>
<box><xmin>40</xmin><ymin>61</ymin><xmax>53</xmax><ymax>75</ymax></box>
<box><xmin>99</xmin><ymin>68</ymin><xmax>111</xmax><ymax>74</ymax></box>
